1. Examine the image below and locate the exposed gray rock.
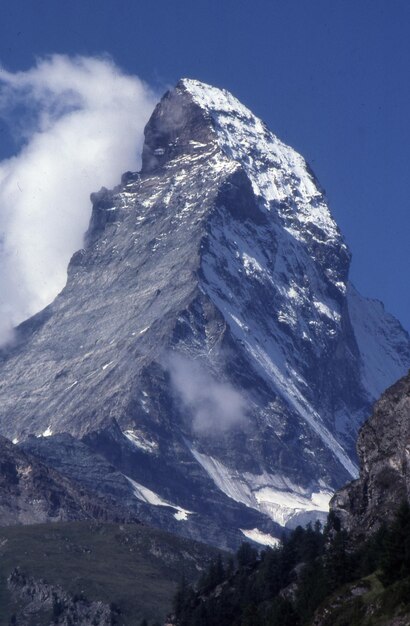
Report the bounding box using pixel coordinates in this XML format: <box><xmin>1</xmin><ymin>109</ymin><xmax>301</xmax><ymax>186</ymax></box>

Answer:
<box><xmin>0</xmin><ymin>435</ymin><xmax>138</xmax><ymax>525</ymax></box>
<box><xmin>330</xmin><ymin>369</ymin><xmax>410</xmax><ymax>538</ymax></box>
<box><xmin>19</xmin><ymin>427</ymin><xmax>275</xmax><ymax>550</ymax></box>
<box><xmin>7</xmin><ymin>568</ymin><xmax>114</xmax><ymax>625</ymax></box>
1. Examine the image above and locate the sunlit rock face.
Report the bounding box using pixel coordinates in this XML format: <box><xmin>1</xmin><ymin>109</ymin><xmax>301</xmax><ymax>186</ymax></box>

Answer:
<box><xmin>0</xmin><ymin>79</ymin><xmax>409</xmax><ymax>547</ymax></box>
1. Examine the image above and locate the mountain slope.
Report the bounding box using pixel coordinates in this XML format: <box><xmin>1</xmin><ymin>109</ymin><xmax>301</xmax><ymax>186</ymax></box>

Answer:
<box><xmin>0</xmin><ymin>435</ymin><xmax>140</xmax><ymax>526</ymax></box>
<box><xmin>0</xmin><ymin>521</ymin><xmax>221</xmax><ymax>625</ymax></box>
<box><xmin>0</xmin><ymin>78</ymin><xmax>409</xmax><ymax>543</ymax></box>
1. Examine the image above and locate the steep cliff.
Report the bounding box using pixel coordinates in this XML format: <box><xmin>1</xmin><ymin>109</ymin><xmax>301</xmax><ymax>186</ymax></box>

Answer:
<box><xmin>331</xmin><ymin>369</ymin><xmax>410</xmax><ymax>538</ymax></box>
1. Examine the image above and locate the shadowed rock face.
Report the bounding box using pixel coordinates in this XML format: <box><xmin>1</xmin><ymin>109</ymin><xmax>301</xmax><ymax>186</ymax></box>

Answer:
<box><xmin>0</xmin><ymin>435</ymin><xmax>139</xmax><ymax>525</ymax></box>
<box><xmin>8</xmin><ymin>569</ymin><xmax>114</xmax><ymax>626</ymax></box>
<box><xmin>0</xmin><ymin>79</ymin><xmax>409</xmax><ymax>544</ymax></box>
<box><xmin>330</xmin><ymin>369</ymin><xmax>410</xmax><ymax>538</ymax></box>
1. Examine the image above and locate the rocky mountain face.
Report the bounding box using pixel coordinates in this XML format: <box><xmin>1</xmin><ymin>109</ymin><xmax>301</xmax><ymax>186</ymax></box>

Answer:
<box><xmin>7</xmin><ymin>569</ymin><xmax>114</xmax><ymax>626</ymax></box>
<box><xmin>330</xmin><ymin>369</ymin><xmax>410</xmax><ymax>538</ymax></box>
<box><xmin>0</xmin><ymin>79</ymin><xmax>409</xmax><ymax>546</ymax></box>
<box><xmin>0</xmin><ymin>435</ymin><xmax>139</xmax><ymax>525</ymax></box>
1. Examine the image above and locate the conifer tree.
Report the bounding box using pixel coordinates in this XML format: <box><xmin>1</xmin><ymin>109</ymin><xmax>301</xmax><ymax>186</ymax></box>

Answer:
<box><xmin>237</xmin><ymin>542</ymin><xmax>258</xmax><ymax>567</ymax></box>
<box><xmin>380</xmin><ymin>500</ymin><xmax>410</xmax><ymax>586</ymax></box>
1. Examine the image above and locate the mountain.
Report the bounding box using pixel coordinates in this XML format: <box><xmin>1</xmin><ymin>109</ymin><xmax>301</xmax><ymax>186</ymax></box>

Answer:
<box><xmin>0</xmin><ymin>78</ymin><xmax>409</xmax><ymax>546</ymax></box>
<box><xmin>331</xmin><ymin>368</ymin><xmax>410</xmax><ymax>539</ymax></box>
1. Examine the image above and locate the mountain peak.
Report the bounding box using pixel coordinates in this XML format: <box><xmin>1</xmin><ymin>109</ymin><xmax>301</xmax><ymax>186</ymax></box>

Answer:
<box><xmin>141</xmin><ymin>78</ymin><xmax>215</xmax><ymax>174</ymax></box>
<box><xmin>178</xmin><ymin>77</ymin><xmax>256</xmax><ymax>118</ymax></box>
<box><xmin>144</xmin><ymin>79</ymin><xmax>344</xmax><ymax>257</ymax></box>
<box><xmin>0</xmin><ymin>80</ymin><xmax>409</xmax><ymax>545</ymax></box>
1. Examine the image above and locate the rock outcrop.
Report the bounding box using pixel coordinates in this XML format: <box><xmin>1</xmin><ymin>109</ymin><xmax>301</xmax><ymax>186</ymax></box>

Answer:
<box><xmin>0</xmin><ymin>435</ymin><xmax>138</xmax><ymax>525</ymax></box>
<box><xmin>330</xmin><ymin>369</ymin><xmax>410</xmax><ymax>538</ymax></box>
<box><xmin>7</xmin><ymin>568</ymin><xmax>115</xmax><ymax>626</ymax></box>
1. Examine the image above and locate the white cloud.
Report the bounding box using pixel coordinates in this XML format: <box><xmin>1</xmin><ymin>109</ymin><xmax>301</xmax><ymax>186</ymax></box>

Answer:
<box><xmin>0</xmin><ymin>54</ymin><xmax>157</xmax><ymax>344</ymax></box>
<box><xmin>168</xmin><ymin>353</ymin><xmax>249</xmax><ymax>434</ymax></box>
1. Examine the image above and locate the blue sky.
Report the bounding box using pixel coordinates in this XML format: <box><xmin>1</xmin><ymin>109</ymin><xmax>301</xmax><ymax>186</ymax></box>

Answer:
<box><xmin>1</xmin><ymin>0</ymin><xmax>409</xmax><ymax>331</ymax></box>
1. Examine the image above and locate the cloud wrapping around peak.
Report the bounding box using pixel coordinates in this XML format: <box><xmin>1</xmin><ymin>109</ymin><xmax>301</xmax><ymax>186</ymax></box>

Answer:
<box><xmin>0</xmin><ymin>54</ymin><xmax>157</xmax><ymax>344</ymax></box>
<box><xmin>168</xmin><ymin>353</ymin><xmax>249</xmax><ymax>434</ymax></box>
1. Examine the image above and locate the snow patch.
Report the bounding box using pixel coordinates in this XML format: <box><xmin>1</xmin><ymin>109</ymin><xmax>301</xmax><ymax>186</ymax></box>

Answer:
<box><xmin>65</xmin><ymin>380</ymin><xmax>78</xmax><ymax>391</ymax></box>
<box><xmin>313</xmin><ymin>300</ymin><xmax>341</xmax><ymax>322</ymax></box>
<box><xmin>174</xmin><ymin>509</ymin><xmax>190</xmax><ymax>521</ymax></box>
<box><xmin>125</xmin><ymin>476</ymin><xmax>192</xmax><ymax>521</ymax></box>
<box><xmin>123</xmin><ymin>429</ymin><xmax>158</xmax><ymax>454</ymax></box>
<box><xmin>242</xmin><ymin>252</ymin><xmax>264</xmax><ymax>276</ymax></box>
<box><xmin>190</xmin><ymin>446</ymin><xmax>333</xmax><ymax>527</ymax></box>
<box><xmin>240</xmin><ymin>528</ymin><xmax>280</xmax><ymax>548</ymax></box>
<box><xmin>138</xmin><ymin>326</ymin><xmax>150</xmax><ymax>336</ymax></box>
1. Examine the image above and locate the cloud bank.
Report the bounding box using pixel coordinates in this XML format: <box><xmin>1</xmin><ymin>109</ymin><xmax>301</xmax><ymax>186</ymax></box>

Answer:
<box><xmin>0</xmin><ymin>54</ymin><xmax>157</xmax><ymax>344</ymax></box>
<box><xmin>168</xmin><ymin>353</ymin><xmax>248</xmax><ymax>434</ymax></box>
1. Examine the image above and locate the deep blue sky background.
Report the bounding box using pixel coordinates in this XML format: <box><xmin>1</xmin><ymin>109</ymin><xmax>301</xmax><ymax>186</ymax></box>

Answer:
<box><xmin>1</xmin><ymin>0</ymin><xmax>409</xmax><ymax>331</ymax></box>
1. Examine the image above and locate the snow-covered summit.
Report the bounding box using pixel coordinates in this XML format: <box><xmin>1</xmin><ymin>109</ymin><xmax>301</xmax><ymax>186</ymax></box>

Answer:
<box><xmin>181</xmin><ymin>78</ymin><xmax>343</xmax><ymax>246</ymax></box>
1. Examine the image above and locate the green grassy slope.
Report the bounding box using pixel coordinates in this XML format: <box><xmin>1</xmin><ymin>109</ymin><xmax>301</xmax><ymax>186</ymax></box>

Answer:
<box><xmin>313</xmin><ymin>572</ymin><xmax>410</xmax><ymax>626</ymax></box>
<box><xmin>0</xmin><ymin>521</ymin><xmax>221</xmax><ymax>624</ymax></box>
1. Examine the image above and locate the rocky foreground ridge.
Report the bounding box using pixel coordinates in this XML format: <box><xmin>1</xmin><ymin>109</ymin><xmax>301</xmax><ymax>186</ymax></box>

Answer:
<box><xmin>331</xmin><ymin>368</ymin><xmax>410</xmax><ymax>538</ymax></box>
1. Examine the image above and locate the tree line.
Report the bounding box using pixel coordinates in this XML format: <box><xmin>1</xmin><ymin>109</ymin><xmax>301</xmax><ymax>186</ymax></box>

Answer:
<box><xmin>170</xmin><ymin>501</ymin><xmax>410</xmax><ymax>626</ymax></box>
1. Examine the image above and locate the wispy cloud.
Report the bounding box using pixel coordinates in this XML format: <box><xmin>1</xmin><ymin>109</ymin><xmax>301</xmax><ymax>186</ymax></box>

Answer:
<box><xmin>0</xmin><ymin>54</ymin><xmax>157</xmax><ymax>344</ymax></box>
<box><xmin>168</xmin><ymin>353</ymin><xmax>249</xmax><ymax>434</ymax></box>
